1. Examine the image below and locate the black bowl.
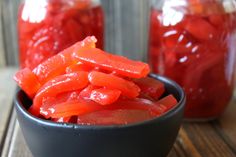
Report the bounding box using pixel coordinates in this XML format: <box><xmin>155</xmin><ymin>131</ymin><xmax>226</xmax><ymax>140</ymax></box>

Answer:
<box><xmin>14</xmin><ymin>74</ymin><xmax>186</xmax><ymax>157</ymax></box>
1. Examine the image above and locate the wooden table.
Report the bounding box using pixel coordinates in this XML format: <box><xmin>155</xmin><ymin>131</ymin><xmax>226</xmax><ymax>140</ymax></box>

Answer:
<box><xmin>0</xmin><ymin>67</ymin><xmax>235</xmax><ymax>157</ymax></box>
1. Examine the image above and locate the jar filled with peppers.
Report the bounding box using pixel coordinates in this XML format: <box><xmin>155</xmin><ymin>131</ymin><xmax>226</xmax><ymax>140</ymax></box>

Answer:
<box><xmin>18</xmin><ymin>0</ymin><xmax>104</xmax><ymax>69</ymax></box>
<box><xmin>148</xmin><ymin>0</ymin><xmax>236</xmax><ymax>120</ymax></box>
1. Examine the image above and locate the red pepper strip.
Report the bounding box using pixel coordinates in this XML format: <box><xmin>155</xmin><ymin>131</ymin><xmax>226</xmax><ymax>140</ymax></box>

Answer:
<box><xmin>73</xmin><ymin>48</ymin><xmax>150</xmax><ymax>78</ymax></box>
<box><xmin>134</xmin><ymin>77</ymin><xmax>165</xmax><ymax>100</ymax></box>
<box><xmin>66</xmin><ymin>62</ymin><xmax>94</xmax><ymax>73</ymax></box>
<box><xmin>30</xmin><ymin>72</ymin><xmax>89</xmax><ymax>116</ymax></box>
<box><xmin>41</xmin><ymin>100</ymin><xmax>101</xmax><ymax>118</ymax></box>
<box><xmin>185</xmin><ymin>18</ymin><xmax>217</xmax><ymax>41</ymax></box>
<box><xmin>73</xmin><ymin>0</ymin><xmax>91</xmax><ymax>10</ymax></box>
<box><xmin>78</xmin><ymin>85</ymin><xmax>98</xmax><ymax>100</ymax></box>
<box><xmin>14</xmin><ymin>68</ymin><xmax>41</xmax><ymax>98</ymax></box>
<box><xmin>156</xmin><ymin>95</ymin><xmax>178</xmax><ymax>112</ymax></box>
<box><xmin>52</xmin><ymin>117</ymin><xmax>71</xmax><ymax>123</ymax></box>
<box><xmin>90</xmin><ymin>88</ymin><xmax>121</xmax><ymax>105</ymax></box>
<box><xmin>77</xmin><ymin>110</ymin><xmax>153</xmax><ymax>125</ymax></box>
<box><xmin>40</xmin><ymin>91</ymin><xmax>81</xmax><ymax>117</ymax></box>
<box><xmin>88</xmin><ymin>71</ymin><xmax>140</xmax><ymax>98</ymax></box>
<box><xmin>113</xmin><ymin>98</ymin><xmax>165</xmax><ymax>117</ymax></box>
<box><xmin>42</xmin><ymin>98</ymin><xmax>164</xmax><ymax>119</ymax></box>
<box><xmin>42</xmin><ymin>91</ymin><xmax>81</xmax><ymax>107</ymax></box>
<box><xmin>33</xmin><ymin>36</ymin><xmax>97</xmax><ymax>84</ymax></box>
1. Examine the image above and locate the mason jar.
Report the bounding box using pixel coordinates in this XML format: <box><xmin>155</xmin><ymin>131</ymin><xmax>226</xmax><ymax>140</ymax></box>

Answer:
<box><xmin>148</xmin><ymin>0</ymin><xmax>236</xmax><ymax>120</ymax></box>
<box><xmin>18</xmin><ymin>0</ymin><xmax>104</xmax><ymax>69</ymax></box>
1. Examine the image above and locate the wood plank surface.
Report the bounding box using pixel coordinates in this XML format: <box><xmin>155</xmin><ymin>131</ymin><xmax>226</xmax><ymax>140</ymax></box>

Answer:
<box><xmin>7</xmin><ymin>121</ymin><xmax>32</xmax><ymax>157</ymax></box>
<box><xmin>1</xmin><ymin>110</ymin><xmax>17</xmax><ymax>157</ymax></box>
<box><xmin>216</xmin><ymin>98</ymin><xmax>236</xmax><ymax>153</ymax></box>
<box><xmin>0</xmin><ymin>68</ymin><xmax>17</xmax><ymax>154</ymax></box>
<box><xmin>182</xmin><ymin>123</ymin><xmax>235</xmax><ymax>157</ymax></box>
<box><xmin>175</xmin><ymin>128</ymin><xmax>202</xmax><ymax>157</ymax></box>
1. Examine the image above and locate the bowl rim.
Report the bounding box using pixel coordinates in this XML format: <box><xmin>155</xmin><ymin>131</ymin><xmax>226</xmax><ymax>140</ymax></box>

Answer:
<box><xmin>14</xmin><ymin>74</ymin><xmax>186</xmax><ymax>130</ymax></box>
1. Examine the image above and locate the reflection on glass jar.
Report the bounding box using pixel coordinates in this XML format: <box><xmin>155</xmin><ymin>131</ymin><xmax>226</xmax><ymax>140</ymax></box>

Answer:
<box><xmin>148</xmin><ymin>0</ymin><xmax>236</xmax><ymax>120</ymax></box>
<box><xmin>18</xmin><ymin>0</ymin><xmax>104</xmax><ymax>69</ymax></box>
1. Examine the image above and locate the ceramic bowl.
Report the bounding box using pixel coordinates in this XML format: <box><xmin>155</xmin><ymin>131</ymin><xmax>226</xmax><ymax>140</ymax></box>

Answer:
<box><xmin>14</xmin><ymin>74</ymin><xmax>186</xmax><ymax>157</ymax></box>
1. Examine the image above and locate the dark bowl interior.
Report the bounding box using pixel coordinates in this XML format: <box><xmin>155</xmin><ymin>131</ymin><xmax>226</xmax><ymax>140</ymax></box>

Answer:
<box><xmin>14</xmin><ymin>74</ymin><xmax>186</xmax><ymax>157</ymax></box>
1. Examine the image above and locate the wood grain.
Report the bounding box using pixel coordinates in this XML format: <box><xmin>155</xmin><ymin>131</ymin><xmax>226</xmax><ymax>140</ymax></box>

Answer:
<box><xmin>1</xmin><ymin>109</ymin><xmax>33</xmax><ymax>157</ymax></box>
<box><xmin>1</xmin><ymin>110</ymin><xmax>17</xmax><ymax>157</ymax></box>
<box><xmin>175</xmin><ymin>128</ymin><xmax>202</xmax><ymax>157</ymax></box>
<box><xmin>0</xmin><ymin>68</ymin><xmax>17</xmax><ymax>153</ymax></box>
<box><xmin>214</xmin><ymin>98</ymin><xmax>236</xmax><ymax>154</ymax></box>
<box><xmin>7</xmin><ymin>121</ymin><xmax>32</xmax><ymax>157</ymax></box>
<box><xmin>167</xmin><ymin>147</ymin><xmax>179</xmax><ymax>157</ymax></box>
<box><xmin>183</xmin><ymin>123</ymin><xmax>235</xmax><ymax>157</ymax></box>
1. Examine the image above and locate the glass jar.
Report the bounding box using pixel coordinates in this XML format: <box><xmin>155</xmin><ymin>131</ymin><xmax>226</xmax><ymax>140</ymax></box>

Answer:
<box><xmin>18</xmin><ymin>0</ymin><xmax>104</xmax><ymax>69</ymax></box>
<box><xmin>148</xmin><ymin>0</ymin><xmax>236</xmax><ymax>120</ymax></box>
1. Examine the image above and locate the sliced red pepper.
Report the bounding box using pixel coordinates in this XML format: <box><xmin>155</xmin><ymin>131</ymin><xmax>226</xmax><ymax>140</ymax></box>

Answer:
<box><xmin>42</xmin><ymin>91</ymin><xmax>81</xmax><ymax>108</ymax></box>
<box><xmin>14</xmin><ymin>68</ymin><xmax>41</xmax><ymax>98</ymax></box>
<box><xmin>188</xmin><ymin>0</ymin><xmax>224</xmax><ymax>15</ymax></box>
<box><xmin>30</xmin><ymin>72</ymin><xmax>89</xmax><ymax>116</ymax></box>
<box><xmin>208</xmin><ymin>14</ymin><xmax>224</xmax><ymax>27</ymax></box>
<box><xmin>88</xmin><ymin>71</ymin><xmax>140</xmax><ymax>98</ymax></box>
<box><xmin>113</xmin><ymin>98</ymin><xmax>164</xmax><ymax>116</ymax></box>
<box><xmin>66</xmin><ymin>62</ymin><xmax>94</xmax><ymax>73</ymax></box>
<box><xmin>79</xmin><ymin>85</ymin><xmax>98</xmax><ymax>100</ymax></box>
<box><xmin>41</xmin><ymin>98</ymin><xmax>164</xmax><ymax>119</ymax></box>
<box><xmin>40</xmin><ymin>91</ymin><xmax>81</xmax><ymax>117</ymax></box>
<box><xmin>185</xmin><ymin>18</ymin><xmax>217</xmax><ymax>41</ymax></box>
<box><xmin>64</xmin><ymin>19</ymin><xmax>83</xmax><ymax>42</ymax></box>
<box><xmin>32</xmin><ymin>36</ymin><xmax>97</xmax><ymax>84</ymax></box>
<box><xmin>41</xmin><ymin>100</ymin><xmax>102</xmax><ymax>118</ymax></box>
<box><xmin>52</xmin><ymin>117</ymin><xmax>71</xmax><ymax>123</ymax></box>
<box><xmin>188</xmin><ymin>0</ymin><xmax>204</xmax><ymax>15</ymax></box>
<box><xmin>90</xmin><ymin>88</ymin><xmax>121</xmax><ymax>105</ymax></box>
<box><xmin>73</xmin><ymin>48</ymin><xmax>150</xmax><ymax>78</ymax></box>
<box><xmin>73</xmin><ymin>0</ymin><xmax>91</xmax><ymax>10</ymax></box>
<box><xmin>163</xmin><ymin>29</ymin><xmax>189</xmax><ymax>48</ymax></box>
<box><xmin>77</xmin><ymin>110</ymin><xmax>153</xmax><ymax>125</ymax></box>
<box><xmin>156</xmin><ymin>95</ymin><xmax>178</xmax><ymax>112</ymax></box>
<box><xmin>134</xmin><ymin>77</ymin><xmax>165</xmax><ymax>100</ymax></box>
